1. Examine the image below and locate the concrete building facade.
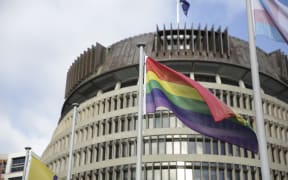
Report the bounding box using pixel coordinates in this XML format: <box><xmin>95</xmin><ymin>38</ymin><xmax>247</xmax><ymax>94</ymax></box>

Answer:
<box><xmin>42</xmin><ymin>25</ymin><xmax>288</xmax><ymax>180</ymax></box>
<box><xmin>4</xmin><ymin>152</ymin><xmax>26</xmax><ymax>180</ymax></box>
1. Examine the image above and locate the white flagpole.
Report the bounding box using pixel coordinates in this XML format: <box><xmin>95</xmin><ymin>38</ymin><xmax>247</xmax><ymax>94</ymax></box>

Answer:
<box><xmin>136</xmin><ymin>43</ymin><xmax>145</xmax><ymax>180</ymax></box>
<box><xmin>245</xmin><ymin>0</ymin><xmax>270</xmax><ymax>179</ymax></box>
<box><xmin>23</xmin><ymin>147</ymin><xmax>31</xmax><ymax>180</ymax></box>
<box><xmin>66</xmin><ymin>103</ymin><xmax>79</xmax><ymax>180</ymax></box>
<box><xmin>177</xmin><ymin>0</ymin><xmax>180</xmax><ymax>24</ymax></box>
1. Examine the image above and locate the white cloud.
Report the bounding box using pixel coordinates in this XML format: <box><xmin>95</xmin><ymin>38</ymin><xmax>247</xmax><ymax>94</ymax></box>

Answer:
<box><xmin>0</xmin><ymin>110</ymin><xmax>50</xmax><ymax>155</ymax></box>
<box><xmin>0</xmin><ymin>0</ymin><xmax>174</xmax><ymax>155</ymax></box>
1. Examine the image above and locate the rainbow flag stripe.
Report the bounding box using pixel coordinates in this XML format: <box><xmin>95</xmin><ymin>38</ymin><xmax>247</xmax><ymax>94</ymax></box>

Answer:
<box><xmin>145</xmin><ymin>56</ymin><xmax>258</xmax><ymax>153</ymax></box>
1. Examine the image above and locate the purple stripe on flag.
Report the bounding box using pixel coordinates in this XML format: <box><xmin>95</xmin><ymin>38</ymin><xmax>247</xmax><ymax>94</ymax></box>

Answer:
<box><xmin>146</xmin><ymin>89</ymin><xmax>258</xmax><ymax>152</ymax></box>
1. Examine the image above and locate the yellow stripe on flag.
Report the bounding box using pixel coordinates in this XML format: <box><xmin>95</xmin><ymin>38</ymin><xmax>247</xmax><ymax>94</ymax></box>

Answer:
<box><xmin>146</xmin><ymin>71</ymin><xmax>203</xmax><ymax>101</ymax></box>
<box><xmin>28</xmin><ymin>156</ymin><xmax>56</xmax><ymax>180</ymax></box>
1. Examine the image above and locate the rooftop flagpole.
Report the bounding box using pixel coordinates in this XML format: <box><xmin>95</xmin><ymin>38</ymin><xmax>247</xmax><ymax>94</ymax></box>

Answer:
<box><xmin>177</xmin><ymin>0</ymin><xmax>180</xmax><ymax>24</ymax></box>
<box><xmin>136</xmin><ymin>43</ymin><xmax>145</xmax><ymax>180</ymax></box>
<box><xmin>67</xmin><ymin>103</ymin><xmax>79</xmax><ymax>180</ymax></box>
<box><xmin>245</xmin><ymin>0</ymin><xmax>270</xmax><ymax>179</ymax></box>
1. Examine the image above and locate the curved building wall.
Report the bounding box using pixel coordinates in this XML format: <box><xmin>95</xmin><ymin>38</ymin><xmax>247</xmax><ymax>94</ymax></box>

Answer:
<box><xmin>42</xmin><ymin>25</ymin><xmax>288</xmax><ymax>180</ymax></box>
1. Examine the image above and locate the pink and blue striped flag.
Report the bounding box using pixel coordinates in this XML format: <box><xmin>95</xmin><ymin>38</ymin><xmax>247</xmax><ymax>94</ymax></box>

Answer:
<box><xmin>253</xmin><ymin>0</ymin><xmax>288</xmax><ymax>43</ymax></box>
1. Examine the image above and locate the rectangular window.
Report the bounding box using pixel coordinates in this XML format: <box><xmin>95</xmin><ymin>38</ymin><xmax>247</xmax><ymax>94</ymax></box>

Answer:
<box><xmin>193</xmin><ymin>166</ymin><xmax>201</xmax><ymax>180</ymax></box>
<box><xmin>196</xmin><ymin>139</ymin><xmax>203</xmax><ymax>154</ymax></box>
<box><xmin>220</xmin><ymin>141</ymin><xmax>226</xmax><ymax>155</ymax></box>
<box><xmin>151</xmin><ymin>140</ymin><xmax>157</xmax><ymax>154</ymax></box>
<box><xmin>170</xmin><ymin>168</ymin><xmax>176</xmax><ymax>180</ymax></box>
<box><xmin>166</xmin><ymin>140</ymin><xmax>173</xmax><ymax>154</ymax></box>
<box><xmin>11</xmin><ymin>157</ymin><xmax>25</xmax><ymax>172</ymax></box>
<box><xmin>213</xmin><ymin>141</ymin><xmax>218</xmax><ymax>155</ymax></box>
<box><xmin>174</xmin><ymin>141</ymin><xmax>180</xmax><ymax>154</ymax></box>
<box><xmin>129</xmin><ymin>142</ymin><xmax>135</xmax><ymax>156</ymax></box>
<box><xmin>204</xmin><ymin>139</ymin><xmax>211</xmax><ymax>154</ymax></box>
<box><xmin>122</xmin><ymin>143</ymin><xmax>127</xmax><ymax>157</ymax></box>
<box><xmin>162</xmin><ymin>168</ymin><xmax>169</xmax><ymax>180</ymax></box>
<box><xmin>115</xmin><ymin>144</ymin><xmax>119</xmax><ymax>158</ymax></box>
<box><xmin>188</xmin><ymin>139</ymin><xmax>196</xmax><ymax>154</ymax></box>
<box><xmin>159</xmin><ymin>139</ymin><xmax>165</xmax><ymax>154</ymax></box>
<box><xmin>181</xmin><ymin>141</ymin><xmax>188</xmax><ymax>154</ymax></box>
<box><xmin>162</xmin><ymin>113</ymin><xmax>169</xmax><ymax>128</ymax></box>
<box><xmin>144</xmin><ymin>139</ymin><xmax>150</xmax><ymax>155</ymax></box>
<box><xmin>155</xmin><ymin>115</ymin><xmax>161</xmax><ymax>128</ymax></box>
<box><xmin>148</xmin><ymin>115</ymin><xmax>154</xmax><ymax>129</ymax></box>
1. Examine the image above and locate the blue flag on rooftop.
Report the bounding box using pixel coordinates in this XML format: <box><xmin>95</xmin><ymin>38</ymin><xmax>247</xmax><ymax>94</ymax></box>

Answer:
<box><xmin>180</xmin><ymin>0</ymin><xmax>190</xmax><ymax>16</ymax></box>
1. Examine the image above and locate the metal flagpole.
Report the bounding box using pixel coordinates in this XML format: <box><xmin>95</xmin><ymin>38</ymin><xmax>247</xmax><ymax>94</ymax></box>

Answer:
<box><xmin>136</xmin><ymin>43</ymin><xmax>145</xmax><ymax>180</ymax></box>
<box><xmin>245</xmin><ymin>0</ymin><xmax>270</xmax><ymax>179</ymax></box>
<box><xmin>23</xmin><ymin>146</ymin><xmax>31</xmax><ymax>180</ymax></box>
<box><xmin>177</xmin><ymin>0</ymin><xmax>180</xmax><ymax>24</ymax></box>
<box><xmin>67</xmin><ymin>103</ymin><xmax>79</xmax><ymax>180</ymax></box>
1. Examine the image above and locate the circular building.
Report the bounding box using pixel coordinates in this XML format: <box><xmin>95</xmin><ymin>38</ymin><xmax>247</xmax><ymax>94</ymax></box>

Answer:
<box><xmin>42</xmin><ymin>25</ymin><xmax>288</xmax><ymax>180</ymax></box>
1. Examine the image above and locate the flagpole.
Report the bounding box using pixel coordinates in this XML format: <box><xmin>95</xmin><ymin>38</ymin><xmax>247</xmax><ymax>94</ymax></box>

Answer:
<box><xmin>66</xmin><ymin>103</ymin><xmax>79</xmax><ymax>180</ymax></box>
<box><xmin>23</xmin><ymin>146</ymin><xmax>31</xmax><ymax>180</ymax></box>
<box><xmin>177</xmin><ymin>0</ymin><xmax>180</xmax><ymax>24</ymax></box>
<box><xmin>136</xmin><ymin>43</ymin><xmax>145</xmax><ymax>180</ymax></box>
<box><xmin>245</xmin><ymin>0</ymin><xmax>270</xmax><ymax>179</ymax></box>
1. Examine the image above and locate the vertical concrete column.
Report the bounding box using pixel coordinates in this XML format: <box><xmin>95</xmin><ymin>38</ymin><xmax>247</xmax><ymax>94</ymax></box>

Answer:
<box><xmin>87</xmin><ymin>147</ymin><xmax>92</xmax><ymax>164</ymax></box>
<box><xmin>128</xmin><ymin>92</ymin><xmax>133</xmax><ymax>107</ymax></box>
<box><xmin>239</xmin><ymin>166</ymin><xmax>244</xmax><ymax>180</ymax></box>
<box><xmin>117</xmin><ymin>95</ymin><xmax>121</xmax><ymax>110</ymax></box>
<box><xmin>246</xmin><ymin>95</ymin><xmax>251</xmax><ymax>110</ymax></box>
<box><xmin>271</xmin><ymin>123</ymin><xmax>276</xmax><ymax>138</ymax></box>
<box><xmin>94</xmin><ymin>102</ymin><xmax>99</xmax><ymax>116</ymax></box>
<box><xmin>105</xmin><ymin>143</ymin><xmax>109</xmax><ymax>160</ymax></box>
<box><xmin>273</xmin><ymin>146</ymin><xmax>278</xmax><ymax>164</ymax></box>
<box><xmin>220</xmin><ymin>89</ymin><xmax>224</xmax><ymax>101</ymax></box>
<box><xmin>76</xmin><ymin>151</ymin><xmax>80</xmax><ymax>167</ymax></box>
<box><xmin>123</xmin><ymin>94</ymin><xmax>127</xmax><ymax>108</ymax></box>
<box><xmin>239</xmin><ymin>93</ymin><xmax>244</xmax><ymax>109</ymax></box>
<box><xmin>255</xmin><ymin>167</ymin><xmax>260</xmax><ymax>180</ymax></box>
<box><xmin>111</xmin><ymin>97</ymin><xmax>115</xmax><ymax>111</ymax></box>
<box><xmin>267</xmin><ymin>145</ymin><xmax>273</xmax><ymax>162</ymax></box>
<box><xmin>105</xmin><ymin>98</ymin><xmax>110</xmax><ymax>113</ymax></box>
<box><xmin>232</xmin><ymin>92</ymin><xmax>237</xmax><ymax>108</ymax></box>
<box><xmin>227</xmin><ymin>91</ymin><xmax>231</xmax><ymax>106</ymax></box>
<box><xmin>247</xmin><ymin>167</ymin><xmax>252</xmax><ymax>180</ymax></box>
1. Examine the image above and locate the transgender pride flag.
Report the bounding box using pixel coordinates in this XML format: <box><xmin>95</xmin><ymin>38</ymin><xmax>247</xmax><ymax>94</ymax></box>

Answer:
<box><xmin>253</xmin><ymin>0</ymin><xmax>288</xmax><ymax>43</ymax></box>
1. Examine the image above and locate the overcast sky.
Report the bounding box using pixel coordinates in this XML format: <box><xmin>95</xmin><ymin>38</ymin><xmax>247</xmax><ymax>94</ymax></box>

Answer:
<box><xmin>0</xmin><ymin>0</ymin><xmax>287</xmax><ymax>156</ymax></box>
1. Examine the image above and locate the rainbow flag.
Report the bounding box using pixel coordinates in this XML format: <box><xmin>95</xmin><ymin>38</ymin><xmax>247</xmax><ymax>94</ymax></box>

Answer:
<box><xmin>25</xmin><ymin>154</ymin><xmax>59</xmax><ymax>180</ymax></box>
<box><xmin>145</xmin><ymin>56</ymin><xmax>258</xmax><ymax>153</ymax></box>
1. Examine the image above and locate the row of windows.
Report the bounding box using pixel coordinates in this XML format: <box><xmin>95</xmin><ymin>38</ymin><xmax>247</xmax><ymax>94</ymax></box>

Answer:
<box><xmin>70</xmin><ymin>161</ymin><xmax>288</xmax><ymax>180</ymax></box>
<box><xmin>49</xmin><ymin>134</ymin><xmax>288</xmax><ymax>175</ymax></box>
<box><xmin>48</xmin><ymin>108</ymin><xmax>288</xmax><ymax>160</ymax></box>
<box><xmin>265</xmin><ymin>120</ymin><xmax>288</xmax><ymax>141</ymax></box>
<box><xmin>66</xmin><ymin>85</ymin><xmax>287</xmax><ymax>130</ymax></box>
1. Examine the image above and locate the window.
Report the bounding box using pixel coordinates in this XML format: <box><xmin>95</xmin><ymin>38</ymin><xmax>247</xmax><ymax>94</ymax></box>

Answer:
<box><xmin>204</xmin><ymin>139</ymin><xmax>211</xmax><ymax>154</ymax></box>
<box><xmin>188</xmin><ymin>139</ymin><xmax>196</xmax><ymax>154</ymax></box>
<box><xmin>213</xmin><ymin>141</ymin><xmax>218</xmax><ymax>155</ymax></box>
<box><xmin>11</xmin><ymin>157</ymin><xmax>25</xmax><ymax>172</ymax></box>
<box><xmin>155</xmin><ymin>115</ymin><xmax>161</xmax><ymax>128</ymax></box>
<box><xmin>162</xmin><ymin>113</ymin><xmax>169</xmax><ymax>128</ymax></box>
